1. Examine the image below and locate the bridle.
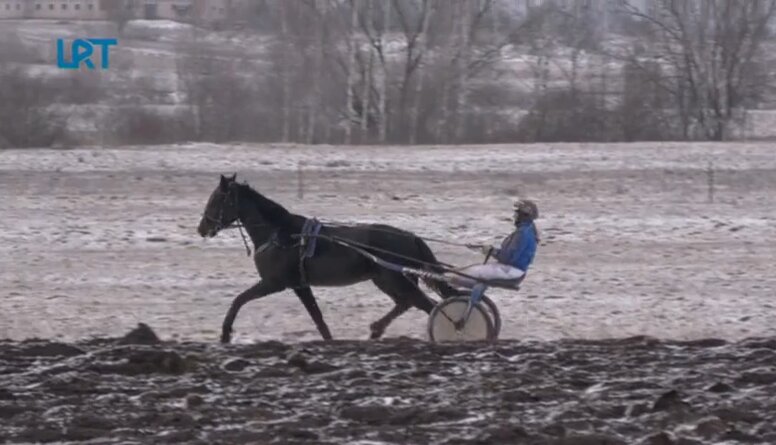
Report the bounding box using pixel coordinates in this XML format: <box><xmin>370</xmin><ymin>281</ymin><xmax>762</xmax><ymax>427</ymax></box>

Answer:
<box><xmin>201</xmin><ymin>185</ymin><xmax>253</xmax><ymax>256</ymax></box>
<box><xmin>202</xmin><ymin>187</ymin><xmax>239</xmax><ymax>232</ymax></box>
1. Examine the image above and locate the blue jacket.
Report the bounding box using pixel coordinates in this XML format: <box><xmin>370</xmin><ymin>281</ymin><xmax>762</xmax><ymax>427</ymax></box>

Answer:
<box><xmin>494</xmin><ymin>222</ymin><xmax>537</xmax><ymax>271</ymax></box>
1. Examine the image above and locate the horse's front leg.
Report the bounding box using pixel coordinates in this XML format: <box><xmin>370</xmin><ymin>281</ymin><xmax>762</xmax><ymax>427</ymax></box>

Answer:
<box><xmin>293</xmin><ymin>287</ymin><xmax>333</xmax><ymax>340</ymax></box>
<box><xmin>221</xmin><ymin>280</ymin><xmax>285</xmax><ymax>344</ymax></box>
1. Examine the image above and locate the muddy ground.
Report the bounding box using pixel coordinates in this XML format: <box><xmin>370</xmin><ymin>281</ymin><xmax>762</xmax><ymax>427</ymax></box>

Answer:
<box><xmin>1</xmin><ymin>324</ymin><xmax>775</xmax><ymax>444</ymax></box>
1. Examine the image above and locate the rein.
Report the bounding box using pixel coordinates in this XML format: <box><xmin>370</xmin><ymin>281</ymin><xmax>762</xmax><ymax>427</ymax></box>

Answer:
<box><xmin>202</xmin><ymin>185</ymin><xmax>488</xmax><ymax>262</ymax></box>
<box><xmin>288</xmin><ymin>233</ymin><xmax>459</xmax><ymax>271</ymax></box>
<box><xmin>316</xmin><ymin>220</ymin><xmax>477</xmax><ymax>248</ymax></box>
<box><xmin>294</xmin><ymin>233</ymin><xmax>516</xmax><ymax>289</ymax></box>
<box><xmin>236</xmin><ymin>223</ymin><xmax>251</xmax><ymax>257</ymax></box>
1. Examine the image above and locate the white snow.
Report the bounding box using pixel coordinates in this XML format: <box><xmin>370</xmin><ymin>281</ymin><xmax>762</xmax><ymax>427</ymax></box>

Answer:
<box><xmin>1</xmin><ymin>142</ymin><xmax>775</xmax><ymax>343</ymax></box>
<box><xmin>125</xmin><ymin>20</ymin><xmax>194</xmax><ymax>31</ymax></box>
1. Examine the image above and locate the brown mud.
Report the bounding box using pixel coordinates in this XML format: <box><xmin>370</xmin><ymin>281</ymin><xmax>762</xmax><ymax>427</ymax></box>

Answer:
<box><xmin>1</xmin><ymin>324</ymin><xmax>775</xmax><ymax>444</ymax></box>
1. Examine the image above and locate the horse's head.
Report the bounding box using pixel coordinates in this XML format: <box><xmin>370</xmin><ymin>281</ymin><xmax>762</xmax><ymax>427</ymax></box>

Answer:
<box><xmin>197</xmin><ymin>174</ymin><xmax>241</xmax><ymax>238</ymax></box>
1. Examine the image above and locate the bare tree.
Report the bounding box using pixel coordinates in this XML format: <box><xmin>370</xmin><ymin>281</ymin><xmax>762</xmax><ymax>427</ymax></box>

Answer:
<box><xmin>454</xmin><ymin>0</ymin><xmax>472</xmax><ymax>142</ymax></box>
<box><xmin>176</xmin><ymin>28</ymin><xmax>206</xmax><ymax>140</ymax></box>
<box><xmin>378</xmin><ymin>1</ymin><xmax>391</xmax><ymax>142</ymax></box>
<box><xmin>280</xmin><ymin>0</ymin><xmax>292</xmax><ymax>142</ymax></box>
<box><xmin>305</xmin><ymin>0</ymin><xmax>327</xmax><ymax>144</ymax></box>
<box><xmin>0</xmin><ymin>67</ymin><xmax>65</xmax><ymax>148</ymax></box>
<box><xmin>11</xmin><ymin>0</ymin><xmax>771</xmax><ymax>147</ymax></box>
<box><xmin>433</xmin><ymin>3</ymin><xmax>460</xmax><ymax>143</ymax></box>
<box><xmin>408</xmin><ymin>0</ymin><xmax>434</xmax><ymax>144</ymax></box>
<box><xmin>344</xmin><ymin>0</ymin><xmax>360</xmax><ymax>144</ymax></box>
<box><xmin>622</xmin><ymin>0</ymin><xmax>776</xmax><ymax>140</ymax></box>
<box><xmin>360</xmin><ymin>0</ymin><xmax>375</xmax><ymax>138</ymax></box>
<box><xmin>176</xmin><ymin>30</ymin><xmax>266</xmax><ymax>143</ymax></box>
<box><xmin>617</xmin><ymin>58</ymin><xmax>672</xmax><ymax>141</ymax></box>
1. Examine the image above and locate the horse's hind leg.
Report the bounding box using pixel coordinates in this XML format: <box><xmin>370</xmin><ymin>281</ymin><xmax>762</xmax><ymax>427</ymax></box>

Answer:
<box><xmin>369</xmin><ymin>302</ymin><xmax>410</xmax><ymax>339</ymax></box>
<box><xmin>370</xmin><ymin>271</ymin><xmax>436</xmax><ymax>339</ymax></box>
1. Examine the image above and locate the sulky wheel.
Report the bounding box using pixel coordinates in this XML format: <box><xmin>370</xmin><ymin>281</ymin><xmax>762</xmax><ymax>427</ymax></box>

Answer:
<box><xmin>479</xmin><ymin>295</ymin><xmax>502</xmax><ymax>338</ymax></box>
<box><xmin>427</xmin><ymin>296</ymin><xmax>496</xmax><ymax>342</ymax></box>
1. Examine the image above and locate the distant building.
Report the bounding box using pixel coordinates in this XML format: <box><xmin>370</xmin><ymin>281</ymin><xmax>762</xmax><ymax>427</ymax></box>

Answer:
<box><xmin>122</xmin><ymin>0</ymin><xmax>231</xmax><ymax>25</ymax></box>
<box><xmin>0</xmin><ymin>0</ymin><xmax>233</xmax><ymax>25</ymax></box>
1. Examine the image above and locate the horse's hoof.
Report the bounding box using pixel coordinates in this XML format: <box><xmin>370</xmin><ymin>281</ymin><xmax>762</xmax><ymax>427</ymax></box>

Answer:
<box><xmin>220</xmin><ymin>333</ymin><xmax>231</xmax><ymax>344</ymax></box>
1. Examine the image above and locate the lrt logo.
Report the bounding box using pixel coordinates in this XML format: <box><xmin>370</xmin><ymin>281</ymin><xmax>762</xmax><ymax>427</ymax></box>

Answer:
<box><xmin>56</xmin><ymin>38</ymin><xmax>118</xmax><ymax>70</ymax></box>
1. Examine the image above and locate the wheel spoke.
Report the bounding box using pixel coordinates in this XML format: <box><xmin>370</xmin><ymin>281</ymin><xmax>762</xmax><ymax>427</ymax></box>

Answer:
<box><xmin>428</xmin><ymin>297</ymin><xmax>494</xmax><ymax>343</ymax></box>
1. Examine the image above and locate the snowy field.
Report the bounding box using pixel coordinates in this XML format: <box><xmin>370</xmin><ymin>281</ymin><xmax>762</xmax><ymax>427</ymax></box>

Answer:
<box><xmin>1</xmin><ymin>142</ymin><xmax>775</xmax><ymax>343</ymax></box>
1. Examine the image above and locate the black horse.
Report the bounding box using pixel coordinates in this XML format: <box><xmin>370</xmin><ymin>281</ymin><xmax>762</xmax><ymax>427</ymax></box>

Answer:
<box><xmin>197</xmin><ymin>174</ymin><xmax>458</xmax><ymax>343</ymax></box>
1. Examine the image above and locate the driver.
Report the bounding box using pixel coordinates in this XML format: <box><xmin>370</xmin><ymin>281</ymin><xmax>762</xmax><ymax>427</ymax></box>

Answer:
<box><xmin>447</xmin><ymin>199</ymin><xmax>539</xmax><ymax>293</ymax></box>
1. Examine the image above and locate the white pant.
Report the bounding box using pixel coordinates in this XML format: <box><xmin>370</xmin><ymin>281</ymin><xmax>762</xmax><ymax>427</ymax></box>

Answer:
<box><xmin>445</xmin><ymin>264</ymin><xmax>525</xmax><ymax>289</ymax></box>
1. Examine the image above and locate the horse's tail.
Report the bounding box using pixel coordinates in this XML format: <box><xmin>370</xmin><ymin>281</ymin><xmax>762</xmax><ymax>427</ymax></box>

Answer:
<box><xmin>413</xmin><ymin>237</ymin><xmax>467</xmax><ymax>299</ymax></box>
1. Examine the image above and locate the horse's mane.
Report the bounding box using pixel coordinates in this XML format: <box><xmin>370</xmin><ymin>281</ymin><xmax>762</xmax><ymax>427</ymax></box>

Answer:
<box><xmin>236</xmin><ymin>182</ymin><xmax>303</xmax><ymax>230</ymax></box>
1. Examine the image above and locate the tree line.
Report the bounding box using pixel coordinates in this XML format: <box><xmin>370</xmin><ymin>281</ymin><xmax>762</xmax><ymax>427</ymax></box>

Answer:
<box><xmin>2</xmin><ymin>0</ymin><xmax>775</xmax><ymax>148</ymax></box>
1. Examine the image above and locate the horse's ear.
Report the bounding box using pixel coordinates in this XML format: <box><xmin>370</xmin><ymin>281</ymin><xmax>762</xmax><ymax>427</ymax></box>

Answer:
<box><xmin>230</xmin><ymin>173</ymin><xmax>237</xmax><ymax>181</ymax></box>
<box><xmin>219</xmin><ymin>174</ymin><xmax>228</xmax><ymax>189</ymax></box>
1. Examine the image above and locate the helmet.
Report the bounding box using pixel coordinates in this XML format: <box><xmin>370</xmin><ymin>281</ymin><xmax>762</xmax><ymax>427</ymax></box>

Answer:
<box><xmin>513</xmin><ymin>199</ymin><xmax>539</xmax><ymax>220</ymax></box>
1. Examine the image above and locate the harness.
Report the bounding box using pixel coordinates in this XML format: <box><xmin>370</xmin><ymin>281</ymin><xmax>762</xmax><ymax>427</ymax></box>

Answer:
<box><xmin>253</xmin><ymin>218</ymin><xmax>323</xmax><ymax>288</ymax></box>
<box><xmin>255</xmin><ymin>231</ymin><xmax>283</xmax><ymax>254</ymax></box>
<box><xmin>298</xmin><ymin>218</ymin><xmax>322</xmax><ymax>286</ymax></box>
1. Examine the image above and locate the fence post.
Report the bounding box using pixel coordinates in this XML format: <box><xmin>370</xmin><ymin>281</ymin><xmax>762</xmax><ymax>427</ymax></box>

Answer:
<box><xmin>297</xmin><ymin>161</ymin><xmax>304</xmax><ymax>200</ymax></box>
<box><xmin>706</xmin><ymin>161</ymin><xmax>715</xmax><ymax>204</ymax></box>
